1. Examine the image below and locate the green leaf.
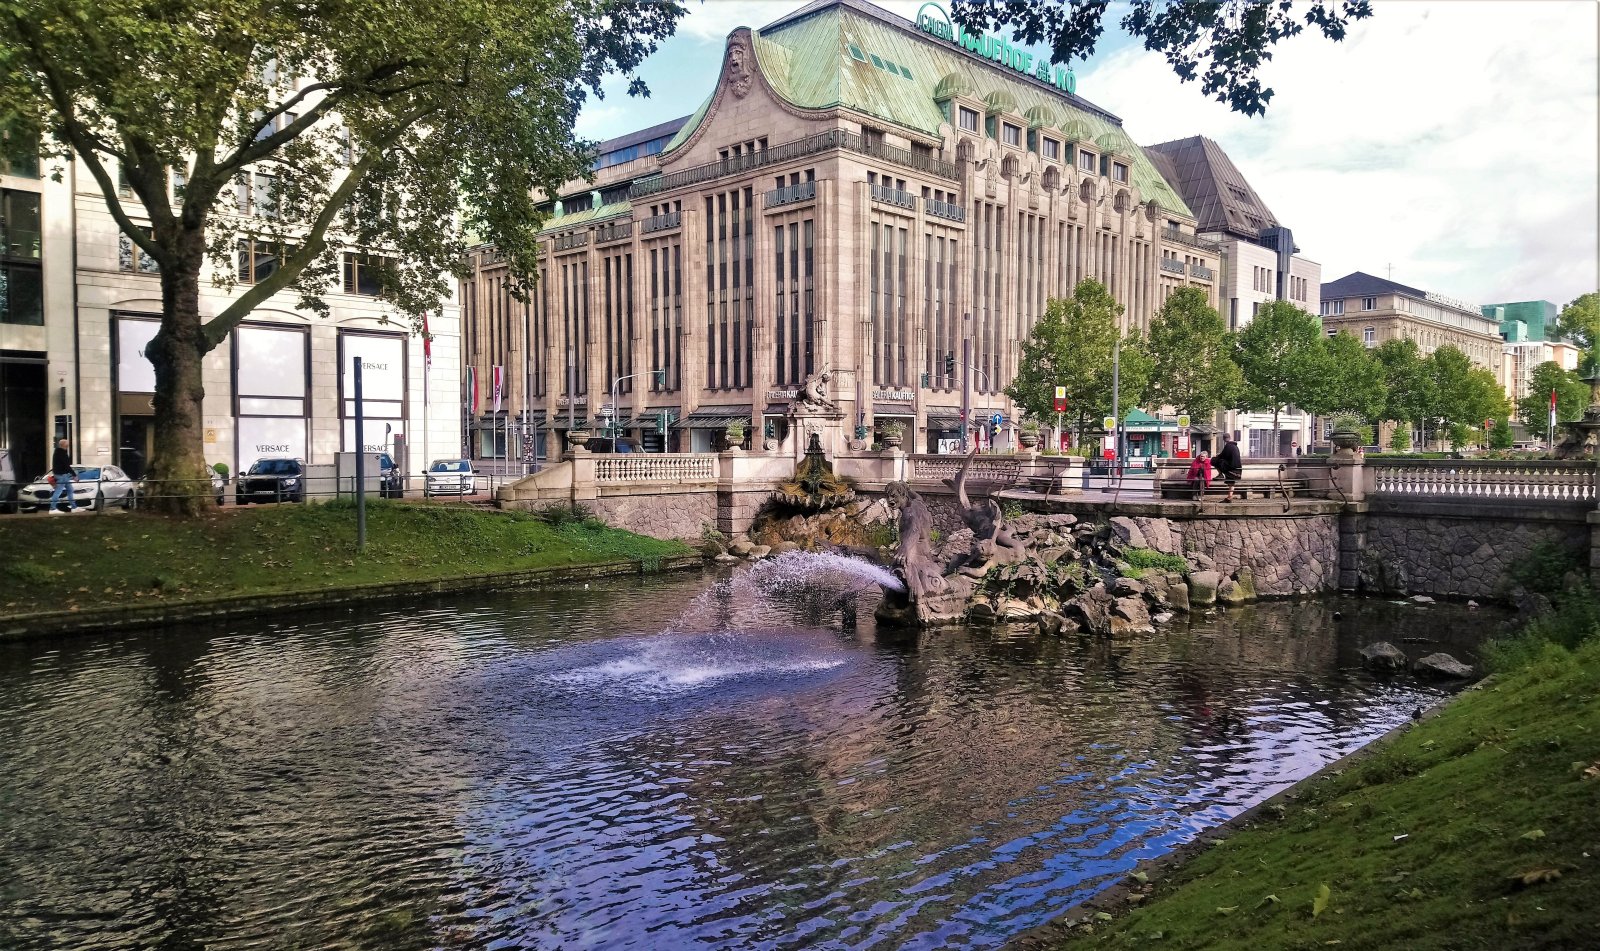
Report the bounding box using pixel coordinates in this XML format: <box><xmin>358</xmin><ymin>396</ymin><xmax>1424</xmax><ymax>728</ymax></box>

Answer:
<box><xmin>1128</xmin><ymin>870</ymin><xmax>1149</xmax><ymax>885</ymax></box>
<box><xmin>1216</xmin><ymin>905</ymin><xmax>1239</xmax><ymax>916</ymax></box>
<box><xmin>1312</xmin><ymin>883</ymin><xmax>1331</xmax><ymax>918</ymax></box>
<box><xmin>1255</xmin><ymin>894</ymin><xmax>1280</xmax><ymax>908</ymax></box>
<box><xmin>1520</xmin><ymin>828</ymin><xmax>1546</xmax><ymax>840</ymax></box>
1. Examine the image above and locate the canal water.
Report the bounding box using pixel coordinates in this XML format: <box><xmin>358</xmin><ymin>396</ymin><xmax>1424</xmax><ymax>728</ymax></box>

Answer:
<box><xmin>0</xmin><ymin>565</ymin><xmax>1505</xmax><ymax>950</ymax></box>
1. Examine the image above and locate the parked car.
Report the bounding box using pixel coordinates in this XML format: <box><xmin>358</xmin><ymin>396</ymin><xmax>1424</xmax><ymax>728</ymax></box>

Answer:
<box><xmin>235</xmin><ymin>457</ymin><xmax>306</xmax><ymax>505</ymax></box>
<box><xmin>130</xmin><ymin>467</ymin><xmax>226</xmax><ymax>507</ymax></box>
<box><xmin>18</xmin><ymin>465</ymin><xmax>139</xmax><ymax>512</ymax></box>
<box><xmin>424</xmin><ymin>459</ymin><xmax>476</xmax><ymax>497</ymax></box>
<box><xmin>378</xmin><ymin>453</ymin><xmax>403</xmax><ymax>499</ymax></box>
<box><xmin>0</xmin><ymin>448</ymin><xmax>17</xmax><ymax>514</ymax></box>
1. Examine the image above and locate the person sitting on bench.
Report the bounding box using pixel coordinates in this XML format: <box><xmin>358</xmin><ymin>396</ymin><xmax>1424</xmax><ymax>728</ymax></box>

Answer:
<box><xmin>1185</xmin><ymin>451</ymin><xmax>1212</xmax><ymax>498</ymax></box>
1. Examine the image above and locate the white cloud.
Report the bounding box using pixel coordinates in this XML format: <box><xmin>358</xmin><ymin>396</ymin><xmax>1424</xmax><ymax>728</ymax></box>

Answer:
<box><xmin>1083</xmin><ymin>0</ymin><xmax>1598</xmax><ymax>306</ymax></box>
<box><xmin>677</xmin><ymin>0</ymin><xmax>923</xmax><ymax>43</ymax></box>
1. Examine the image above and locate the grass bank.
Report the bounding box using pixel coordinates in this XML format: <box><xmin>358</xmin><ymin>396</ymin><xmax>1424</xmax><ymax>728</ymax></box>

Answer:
<box><xmin>1041</xmin><ymin>600</ymin><xmax>1600</xmax><ymax>951</ymax></box>
<box><xmin>0</xmin><ymin>500</ymin><xmax>693</xmax><ymax>619</ymax></box>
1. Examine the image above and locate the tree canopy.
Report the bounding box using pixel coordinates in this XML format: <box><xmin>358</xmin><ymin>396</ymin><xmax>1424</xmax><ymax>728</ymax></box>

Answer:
<box><xmin>1233</xmin><ymin>300</ymin><xmax>1322</xmax><ymax>435</ymax></box>
<box><xmin>1304</xmin><ymin>329</ymin><xmax>1387</xmax><ymax>420</ymax></box>
<box><xmin>1372</xmin><ymin>338</ymin><xmax>1435</xmax><ymax>428</ymax></box>
<box><xmin>1556</xmin><ymin>292</ymin><xmax>1600</xmax><ymax>373</ymax></box>
<box><xmin>1517</xmin><ymin>361</ymin><xmax>1589</xmax><ymax>431</ymax></box>
<box><xmin>0</xmin><ymin>0</ymin><xmax>684</xmax><ymax>510</ymax></box>
<box><xmin>1141</xmin><ymin>287</ymin><xmax>1242</xmax><ymax>420</ymax></box>
<box><xmin>951</xmin><ymin>0</ymin><xmax>1374</xmax><ymax>115</ymax></box>
<box><xmin>1005</xmin><ymin>279</ymin><xmax>1148</xmax><ymax>442</ymax></box>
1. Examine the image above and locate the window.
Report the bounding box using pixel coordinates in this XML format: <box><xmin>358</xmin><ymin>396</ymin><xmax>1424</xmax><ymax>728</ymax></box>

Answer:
<box><xmin>1362</xmin><ymin>296</ymin><xmax>1376</xmax><ymax>311</ymax></box>
<box><xmin>341</xmin><ymin>252</ymin><xmax>391</xmax><ymax>296</ymax></box>
<box><xmin>1321</xmin><ymin>299</ymin><xmax>1345</xmax><ymax>316</ymax></box>
<box><xmin>1041</xmin><ymin>137</ymin><xmax>1060</xmax><ymax>161</ymax></box>
<box><xmin>235</xmin><ymin>172</ymin><xmax>278</xmax><ymax>219</ymax></box>
<box><xmin>0</xmin><ymin>262</ymin><xmax>42</xmax><ymax>325</ymax></box>
<box><xmin>119</xmin><ymin>229</ymin><xmax>160</xmax><ymax>274</ymax></box>
<box><xmin>958</xmin><ymin>107</ymin><xmax>978</xmax><ymax>132</ymax></box>
<box><xmin>1111</xmin><ymin>162</ymin><xmax>1128</xmax><ymax>183</ymax></box>
<box><xmin>1363</xmin><ymin>326</ymin><xmax>1376</xmax><ymax>346</ymax></box>
<box><xmin>238</xmin><ymin>239</ymin><xmax>288</xmax><ymax>284</ymax></box>
<box><xmin>0</xmin><ymin>189</ymin><xmax>41</xmax><ymax>259</ymax></box>
<box><xmin>1078</xmin><ymin>149</ymin><xmax>1096</xmax><ymax>172</ymax></box>
<box><xmin>1001</xmin><ymin>123</ymin><xmax>1021</xmax><ymax>147</ymax></box>
<box><xmin>1</xmin><ymin>127</ymin><xmax>39</xmax><ymax>178</ymax></box>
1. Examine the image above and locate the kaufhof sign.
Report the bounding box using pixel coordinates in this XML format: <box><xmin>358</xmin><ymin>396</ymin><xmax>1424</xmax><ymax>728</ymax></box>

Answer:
<box><xmin>915</xmin><ymin>2</ymin><xmax>1077</xmax><ymax>95</ymax></box>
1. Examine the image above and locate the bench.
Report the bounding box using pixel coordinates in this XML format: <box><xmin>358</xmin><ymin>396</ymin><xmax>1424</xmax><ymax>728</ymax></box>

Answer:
<box><xmin>1158</xmin><ymin>477</ymin><xmax>1309</xmax><ymax>501</ymax></box>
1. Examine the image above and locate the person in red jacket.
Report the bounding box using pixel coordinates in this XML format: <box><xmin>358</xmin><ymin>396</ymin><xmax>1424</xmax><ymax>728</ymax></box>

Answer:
<box><xmin>1185</xmin><ymin>451</ymin><xmax>1212</xmax><ymax>499</ymax></box>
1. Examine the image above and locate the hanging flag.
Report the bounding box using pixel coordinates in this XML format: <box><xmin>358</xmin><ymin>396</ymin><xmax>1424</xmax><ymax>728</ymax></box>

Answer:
<box><xmin>466</xmin><ymin>366</ymin><xmax>478</xmax><ymax>414</ymax></box>
<box><xmin>492</xmin><ymin>366</ymin><xmax>504</xmax><ymax>414</ymax></box>
<box><xmin>422</xmin><ymin>313</ymin><xmax>432</xmax><ymax>410</ymax></box>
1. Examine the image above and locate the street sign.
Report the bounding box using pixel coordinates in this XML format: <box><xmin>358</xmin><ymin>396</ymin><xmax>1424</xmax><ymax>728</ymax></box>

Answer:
<box><xmin>598</xmin><ymin>404</ymin><xmax>614</xmax><ymax>418</ymax></box>
<box><xmin>991</xmin><ymin>413</ymin><xmax>1003</xmax><ymax>427</ymax></box>
<box><xmin>1484</xmin><ymin>417</ymin><xmax>1495</xmax><ymax>429</ymax></box>
<box><xmin>1177</xmin><ymin>414</ymin><xmax>1191</xmax><ymax>429</ymax></box>
<box><xmin>1053</xmin><ymin>386</ymin><xmax>1067</xmax><ymax>413</ymax></box>
<box><xmin>1102</xmin><ymin>416</ymin><xmax>1116</xmax><ymax>431</ymax></box>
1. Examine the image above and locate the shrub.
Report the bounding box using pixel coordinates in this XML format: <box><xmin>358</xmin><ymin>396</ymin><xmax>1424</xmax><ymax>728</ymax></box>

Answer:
<box><xmin>1388</xmin><ymin>426</ymin><xmax>1412</xmax><ymax>451</ymax></box>
<box><xmin>535</xmin><ymin>502</ymin><xmax>593</xmax><ymax>527</ymax></box>
<box><xmin>1122</xmin><ymin>547</ymin><xmax>1188</xmax><ymax>574</ymax></box>
<box><xmin>1505</xmin><ymin>539</ymin><xmax>1583</xmax><ymax>595</ymax></box>
<box><xmin>1482</xmin><ymin>590</ymin><xmax>1600</xmax><ymax>673</ymax></box>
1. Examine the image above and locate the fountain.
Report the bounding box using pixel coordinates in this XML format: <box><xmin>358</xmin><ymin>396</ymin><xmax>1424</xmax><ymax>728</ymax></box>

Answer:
<box><xmin>1553</xmin><ymin>370</ymin><xmax>1600</xmax><ymax>458</ymax></box>
<box><xmin>743</xmin><ymin>432</ymin><xmax>889</xmax><ymax>552</ymax></box>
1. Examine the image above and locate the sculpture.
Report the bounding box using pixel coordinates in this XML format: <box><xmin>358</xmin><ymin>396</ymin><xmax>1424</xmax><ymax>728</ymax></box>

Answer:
<box><xmin>947</xmin><ymin>449</ymin><xmax>1028</xmax><ymax>578</ymax></box>
<box><xmin>794</xmin><ymin>369</ymin><xmax>837</xmax><ymax>412</ymax></box>
<box><xmin>884</xmin><ymin>480</ymin><xmax>946</xmax><ymax>602</ymax></box>
<box><xmin>726</xmin><ymin>40</ymin><xmax>754</xmax><ymax>98</ymax></box>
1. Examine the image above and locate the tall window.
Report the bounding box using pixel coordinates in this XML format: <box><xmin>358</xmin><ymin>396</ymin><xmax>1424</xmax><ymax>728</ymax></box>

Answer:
<box><xmin>602</xmin><ymin>251</ymin><xmax>634</xmax><ymax>396</ymax></box>
<box><xmin>1</xmin><ymin>127</ymin><xmax>39</xmax><ymax>178</ymax></box>
<box><xmin>925</xmin><ymin>232</ymin><xmax>957</xmax><ymax>388</ymax></box>
<box><xmin>560</xmin><ymin>258</ymin><xmax>590</xmax><ymax>396</ymax></box>
<box><xmin>704</xmin><ymin>187</ymin><xmax>754</xmax><ymax>390</ymax></box>
<box><xmin>1078</xmin><ymin>150</ymin><xmax>1096</xmax><ymax>172</ymax></box>
<box><xmin>235</xmin><ymin>171</ymin><xmax>278</xmax><ymax>219</ymax></box>
<box><xmin>1041</xmin><ymin>137</ymin><xmax>1060</xmax><ymax>161</ymax></box>
<box><xmin>773</xmin><ymin>218</ymin><xmax>815</xmax><ymax>385</ymax></box>
<box><xmin>237</xmin><ymin>239</ymin><xmax>287</xmax><ymax>283</ymax></box>
<box><xmin>1001</xmin><ymin>123</ymin><xmax>1021</xmax><ymax>147</ymax></box>
<box><xmin>341</xmin><ymin>252</ymin><xmax>390</xmax><ymax>296</ymax></box>
<box><xmin>649</xmin><ymin>243</ymin><xmax>683</xmax><ymax>392</ymax></box>
<box><xmin>870</xmin><ymin>220</ymin><xmax>910</xmax><ymax>387</ymax></box>
<box><xmin>0</xmin><ymin>188</ymin><xmax>41</xmax><ymax>325</ymax></box>
<box><xmin>1363</xmin><ymin>326</ymin><xmax>1376</xmax><ymax>346</ymax></box>
<box><xmin>958</xmin><ymin>107</ymin><xmax>978</xmax><ymax>132</ymax></box>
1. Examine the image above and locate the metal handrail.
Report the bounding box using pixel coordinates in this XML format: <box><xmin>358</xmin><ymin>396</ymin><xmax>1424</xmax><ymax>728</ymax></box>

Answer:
<box><xmin>1160</xmin><ymin>225</ymin><xmax>1220</xmax><ymax>254</ymax></box>
<box><xmin>1188</xmin><ymin>263</ymin><xmax>1215</xmax><ymax>280</ymax></box>
<box><xmin>925</xmin><ymin>198</ymin><xmax>965</xmax><ymax>222</ymax></box>
<box><xmin>640</xmin><ymin>211</ymin><xmax>681</xmax><ymax>234</ymax></box>
<box><xmin>1158</xmin><ymin>257</ymin><xmax>1186</xmax><ymax>275</ymax></box>
<box><xmin>765</xmin><ymin>181</ymin><xmax>817</xmax><ymax>208</ymax></box>
<box><xmin>870</xmin><ymin>183</ymin><xmax>916</xmax><ymax>210</ymax></box>
<box><xmin>630</xmin><ymin>129</ymin><xmax>957</xmax><ymax>200</ymax></box>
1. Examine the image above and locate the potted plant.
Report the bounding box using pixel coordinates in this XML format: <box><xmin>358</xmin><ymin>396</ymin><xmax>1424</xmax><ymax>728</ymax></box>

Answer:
<box><xmin>725</xmin><ymin>421</ymin><xmax>746</xmax><ymax>450</ymax></box>
<box><xmin>1018</xmin><ymin>420</ymin><xmax>1041</xmax><ymax>450</ymax></box>
<box><xmin>880</xmin><ymin>419</ymin><xmax>905</xmax><ymax>449</ymax></box>
<box><xmin>1330</xmin><ymin>414</ymin><xmax>1364</xmax><ymax>456</ymax></box>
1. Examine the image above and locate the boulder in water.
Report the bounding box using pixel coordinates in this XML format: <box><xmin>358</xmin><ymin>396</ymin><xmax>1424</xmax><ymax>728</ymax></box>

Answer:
<box><xmin>1359</xmin><ymin>641</ymin><xmax>1408</xmax><ymax>671</ymax></box>
<box><xmin>1188</xmin><ymin>570</ymin><xmax>1221</xmax><ymax>606</ymax></box>
<box><xmin>1111</xmin><ymin>596</ymin><xmax>1155</xmax><ymax>638</ymax></box>
<box><xmin>1413</xmin><ymin>652</ymin><xmax>1474</xmax><ymax>679</ymax></box>
<box><xmin>1066</xmin><ymin>583</ymin><xmax>1114</xmax><ymax>637</ymax></box>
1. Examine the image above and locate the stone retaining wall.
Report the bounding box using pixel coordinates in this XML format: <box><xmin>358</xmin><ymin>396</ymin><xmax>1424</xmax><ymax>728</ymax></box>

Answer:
<box><xmin>1110</xmin><ymin>513</ymin><xmax>1340</xmax><ymax>597</ymax></box>
<box><xmin>1361</xmin><ymin>510</ymin><xmax>1588</xmax><ymax>598</ymax></box>
<box><xmin>592</xmin><ymin>491</ymin><xmax>719</xmax><ymax>541</ymax></box>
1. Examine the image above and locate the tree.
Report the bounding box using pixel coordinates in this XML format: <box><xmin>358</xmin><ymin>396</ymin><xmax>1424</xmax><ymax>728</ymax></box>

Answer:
<box><xmin>0</xmin><ymin>0</ymin><xmax>683</xmax><ymax>512</ymax></box>
<box><xmin>1556</xmin><ymin>292</ymin><xmax>1600</xmax><ymax>373</ymax></box>
<box><xmin>1426</xmin><ymin>346</ymin><xmax>1507</xmax><ymax>449</ymax></box>
<box><xmin>1489</xmin><ymin>417</ymin><xmax>1514</xmax><ymax>450</ymax></box>
<box><xmin>1006</xmin><ymin>279</ymin><xmax>1148</xmax><ymax>446</ymax></box>
<box><xmin>1142</xmin><ymin>287</ymin><xmax>1242</xmax><ymax>420</ymax></box>
<box><xmin>1303</xmin><ymin>330</ymin><xmax>1386</xmax><ymax>421</ymax></box>
<box><xmin>1517</xmin><ymin>361</ymin><xmax>1588</xmax><ymax>432</ymax></box>
<box><xmin>1372</xmin><ymin>338</ymin><xmax>1435</xmax><ymax>432</ymax></box>
<box><xmin>951</xmin><ymin>0</ymin><xmax>1374</xmax><ymax>115</ymax></box>
<box><xmin>1234</xmin><ymin>300</ymin><xmax>1322</xmax><ymax>445</ymax></box>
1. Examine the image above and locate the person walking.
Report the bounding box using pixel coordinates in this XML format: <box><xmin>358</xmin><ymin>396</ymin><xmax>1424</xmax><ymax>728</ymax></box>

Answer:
<box><xmin>1214</xmin><ymin>436</ymin><xmax>1244</xmax><ymax>502</ymax></box>
<box><xmin>47</xmin><ymin>438</ymin><xmax>82</xmax><ymax>514</ymax></box>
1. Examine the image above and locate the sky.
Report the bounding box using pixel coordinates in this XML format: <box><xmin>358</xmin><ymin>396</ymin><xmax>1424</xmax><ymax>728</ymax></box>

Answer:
<box><xmin>576</xmin><ymin>0</ymin><xmax>1600</xmax><ymax>310</ymax></box>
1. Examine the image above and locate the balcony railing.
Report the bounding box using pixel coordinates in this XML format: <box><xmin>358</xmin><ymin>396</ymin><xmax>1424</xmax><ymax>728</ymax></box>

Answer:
<box><xmin>640</xmin><ymin>211</ymin><xmax>681</xmax><ymax>234</ymax></box>
<box><xmin>1159</xmin><ymin>257</ymin><xmax>1186</xmax><ymax>275</ymax></box>
<box><xmin>594</xmin><ymin>220</ymin><xmax>632</xmax><ymax>244</ymax></box>
<box><xmin>1188</xmin><ymin>263</ymin><xmax>1215</xmax><ymax>280</ymax></box>
<box><xmin>630</xmin><ymin>128</ymin><xmax>958</xmax><ymax>200</ymax></box>
<box><xmin>1160</xmin><ymin>225</ymin><xmax>1221</xmax><ymax>254</ymax></box>
<box><xmin>765</xmin><ymin>180</ymin><xmax>816</xmax><ymax>208</ymax></box>
<box><xmin>553</xmin><ymin>231</ymin><xmax>588</xmax><ymax>252</ymax></box>
<box><xmin>1369</xmin><ymin>459</ymin><xmax>1598</xmax><ymax>506</ymax></box>
<box><xmin>925</xmin><ymin>198</ymin><xmax>965</xmax><ymax>222</ymax></box>
<box><xmin>870</xmin><ymin>183</ymin><xmax>917</xmax><ymax>210</ymax></box>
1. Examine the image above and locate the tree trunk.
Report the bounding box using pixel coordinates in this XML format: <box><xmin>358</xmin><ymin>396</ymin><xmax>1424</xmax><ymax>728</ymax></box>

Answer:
<box><xmin>144</xmin><ymin>225</ymin><xmax>215</xmax><ymax>515</ymax></box>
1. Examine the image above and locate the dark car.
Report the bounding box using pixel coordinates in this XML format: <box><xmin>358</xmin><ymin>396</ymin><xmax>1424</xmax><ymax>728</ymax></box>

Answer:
<box><xmin>235</xmin><ymin>457</ymin><xmax>306</xmax><ymax>505</ymax></box>
<box><xmin>378</xmin><ymin>453</ymin><xmax>403</xmax><ymax>499</ymax></box>
<box><xmin>0</xmin><ymin>448</ymin><xmax>16</xmax><ymax>514</ymax></box>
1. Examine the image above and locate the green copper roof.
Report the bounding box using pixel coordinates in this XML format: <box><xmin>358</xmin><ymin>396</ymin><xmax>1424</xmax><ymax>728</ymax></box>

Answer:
<box><xmin>539</xmin><ymin>200</ymin><xmax>632</xmax><ymax>235</ymax></box>
<box><xmin>660</xmin><ymin>2</ymin><xmax>1189</xmax><ymax>216</ymax></box>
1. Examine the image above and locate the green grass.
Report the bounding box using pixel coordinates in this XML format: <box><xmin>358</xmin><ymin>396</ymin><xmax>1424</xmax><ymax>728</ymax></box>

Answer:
<box><xmin>0</xmin><ymin>499</ymin><xmax>691</xmax><ymax>617</ymax></box>
<box><xmin>1052</xmin><ymin>630</ymin><xmax>1600</xmax><ymax>951</ymax></box>
<box><xmin>1121</xmin><ymin>547</ymin><xmax>1190</xmax><ymax>576</ymax></box>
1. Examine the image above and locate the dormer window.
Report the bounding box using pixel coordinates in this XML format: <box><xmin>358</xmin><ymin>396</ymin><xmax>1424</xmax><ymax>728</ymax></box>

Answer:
<box><xmin>1078</xmin><ymin>149</ymin><xmax>1096</xmax><ymax>172</ymax></box>
<box><xmin>1042</xmin><ymin>137</ymin><xmax>1060</xmax><ymax>161</ymax></box>
<box><xmin>1001</xmin><ymin>122</ymin><xmax>1021</xmax><ymax>147</ymax></box>
<box><xmin>1111</xmin><ymin>162</ymin><xmax>1128</xmax><ymax>183</ymax></box>
<box><xmin>1362</xmin><ymin>296</ymin><xmax>1377</xmax><ymax>311</ymax></box>
<box><xmin>958</xmin><ymin>106</ymin><xmax>978</xmax><ymax>132</ymax></box>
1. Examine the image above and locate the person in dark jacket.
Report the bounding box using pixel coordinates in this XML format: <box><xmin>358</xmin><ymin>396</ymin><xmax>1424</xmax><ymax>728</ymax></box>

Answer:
<box><xmin>47</xmin><ymin>438</ymin><xmax>82</xmax><ymax>514</ymax></box>
<box><xmin>1213</xmin><ymin>437</ymin><xmax>1243</xmax><ymax>502</ymax></box>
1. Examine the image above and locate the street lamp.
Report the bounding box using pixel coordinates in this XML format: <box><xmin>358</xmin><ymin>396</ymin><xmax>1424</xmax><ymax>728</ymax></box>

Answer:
<box><xmin>608</xmin><ymin>369</ymin><xmax>666</xmax><ymax>453</ymax></box>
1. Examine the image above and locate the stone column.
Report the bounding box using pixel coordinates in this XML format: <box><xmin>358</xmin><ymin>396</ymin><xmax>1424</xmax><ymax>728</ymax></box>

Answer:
<box><xmin>1337</xmin><ymin>503</ymin><xmax>1368</xmax><ymax>591</ymax></box>
<box><xmin>570</xmin><ymin>446</ymin><xmax>597</xmax><ymax>506</ymax></box>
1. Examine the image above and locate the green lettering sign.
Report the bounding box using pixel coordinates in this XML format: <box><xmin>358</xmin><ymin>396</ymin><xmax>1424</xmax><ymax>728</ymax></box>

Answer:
<box><xmin>915</xmin><ymin>2</ymin><xmax>1076</xmax><ymax>96</ymax></box>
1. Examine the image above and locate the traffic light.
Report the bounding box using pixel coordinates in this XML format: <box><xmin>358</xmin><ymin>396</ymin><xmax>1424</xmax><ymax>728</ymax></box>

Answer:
<box><xmin>943</xmin><ymin>352</ymin><xmax>956</xmax><ymax>376</ymax></box>
<box><xmin>653</xmin><ymin>368</ymin><xmax>666</xmax><ymax>388</ymax></box>
<box><xmin>920</xmin><ymin>371</ymin><xmax>930</xmax><ymax>388</ymax></box>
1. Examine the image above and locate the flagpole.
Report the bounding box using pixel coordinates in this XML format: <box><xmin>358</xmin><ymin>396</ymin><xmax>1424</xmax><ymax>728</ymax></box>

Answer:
<box><xmin>422</xmin><ymin>314</ymin><xmax>430</xmax><ymax>493</ymax></box>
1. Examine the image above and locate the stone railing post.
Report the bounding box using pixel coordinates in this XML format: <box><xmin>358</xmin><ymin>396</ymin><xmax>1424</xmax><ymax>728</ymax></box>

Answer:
<box><xmin>569</xmin><ymin>446</ymin><xmax>597</xmax><ymax>506</ymax></box>
<box><xmin>1328</xmin><ymin>452</ymin><xmax>1366</xmax><ymax>503</ymax></box>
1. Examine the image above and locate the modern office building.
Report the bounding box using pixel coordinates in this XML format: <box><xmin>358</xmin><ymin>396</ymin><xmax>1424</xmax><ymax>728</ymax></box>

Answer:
<box><xmin>1485</xmin><ymin>299</ymin><xmax>1560</xmax><ymax>344</ymax></box>
<box><xmin>1501</xmin><ymin>338</ymin><xmax>1580</xmax><ymax>402</ymax></box>
<box><xmin>0</xmin><ymin>126</ymin><xmax>460</xmax><ymax>483</ymax></box>
<box><xmin>459</xmin><ymin>0</ymin><xmax>1229</xmax><ymax>459</ymax></box>
<box><xmin>1145</xmin><ymin>135</ymin><xmax>1322</xmax><ymax>456</ymax></box>
<box><xmin>1319</xmin><ymin>271</ymin><xmax>1503</xmax><ymax>375</ymax></box>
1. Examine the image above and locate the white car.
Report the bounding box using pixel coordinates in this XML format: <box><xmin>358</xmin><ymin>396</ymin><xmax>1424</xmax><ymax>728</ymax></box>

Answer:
<box><xmin>424</xmin><ymin>459</ymin><xmax>477</xmax><ymax>497</ymax></box>
<box><xmin>18</xmin><ymin>465</ymin><xmax>139</xmax><ymax>512</ymax></box>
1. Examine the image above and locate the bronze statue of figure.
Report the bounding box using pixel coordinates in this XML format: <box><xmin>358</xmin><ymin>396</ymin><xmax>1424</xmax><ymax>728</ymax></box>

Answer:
<box><xmin>884</xmin><ymin>480</ymin><xmax>946</xmax><ymax>602</ymax></box>
<box><xmin>947</xmin><ymin>449</ymin><xmax>1028</xmax><ymax>578</ymax></box>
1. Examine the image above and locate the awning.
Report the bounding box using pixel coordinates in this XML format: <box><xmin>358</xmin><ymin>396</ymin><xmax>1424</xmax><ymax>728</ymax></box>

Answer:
<box><xmin>1123</xmin><ymin>409</ymin><xmax>1176</xmax><ymax>431</ymax></box>
<box><xmin>671</xmin><ymin>405</ymin><xmax>752</xmax><ymax>430</ymax></box>
<box><xmin>873</xmin><ymin>404</ymin><xmax>917</xmax><ymax>418</ymax></box>
<box><xmin>927</xmin><ymin>407</ymin><xmax>964</xmax><ymax>430</ymax></box>
<box><xmin>551</xmin><ymin>416</ymin><xmax>590</xmax><ymax>429</ymax></box>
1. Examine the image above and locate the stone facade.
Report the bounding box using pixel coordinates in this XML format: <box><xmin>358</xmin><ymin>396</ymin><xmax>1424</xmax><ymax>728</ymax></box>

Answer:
<box><xmin>1109</xmin><ymin>513</ymin><xmax>1339</xmax><ymax>597</ymax></box>
<box><xmin>1362</xmin><ymin>513</ymin><xmax>1588</xmax><ymax>599</ymax></box>
<box><xmin>591</xmin><ymin>491</ymin><xmax>718</xmax><ymax>542</ymax></box>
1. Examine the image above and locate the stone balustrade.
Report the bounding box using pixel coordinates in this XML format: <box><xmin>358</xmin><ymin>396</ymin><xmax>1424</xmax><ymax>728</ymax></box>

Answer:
<box><xmin>908</xmin><ymin>453</ymin><xmax>1023</xmax><ymax>485</ymax></box>
<box><xmin>594</xmin><ymin>453</ymin><xmax>716</xmax><ymax>484</ymax></box>
<box><xmin>1368</xmin><ymin>459</ymin><xmax>1598</xmax><ymax>505</ymax></box>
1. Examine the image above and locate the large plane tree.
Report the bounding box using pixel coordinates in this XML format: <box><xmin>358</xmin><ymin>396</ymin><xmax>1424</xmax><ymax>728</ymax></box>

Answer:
<box><xmin>0</xmin><ymin>0</ymin><xmax>682</xmax><ymax>512</ymax></box>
